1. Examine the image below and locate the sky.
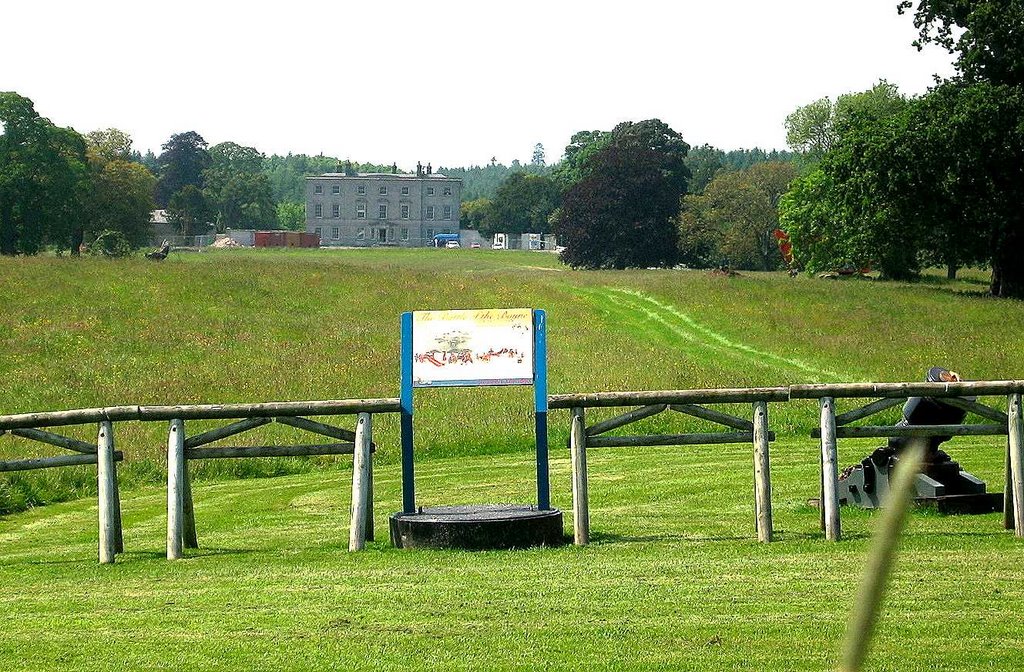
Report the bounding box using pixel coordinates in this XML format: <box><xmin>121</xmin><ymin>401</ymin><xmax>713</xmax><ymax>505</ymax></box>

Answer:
<box><xmin>2</xmin><ymin>0</ymin><xmax>956</xmax><ymax>169</ymax></box>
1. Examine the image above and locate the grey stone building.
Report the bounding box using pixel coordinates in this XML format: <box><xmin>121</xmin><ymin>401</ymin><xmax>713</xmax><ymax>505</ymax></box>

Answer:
<box><xmin>305</xmin><ymin>163</ymin><xmax>462</xmax><ymax>247</ymax></box>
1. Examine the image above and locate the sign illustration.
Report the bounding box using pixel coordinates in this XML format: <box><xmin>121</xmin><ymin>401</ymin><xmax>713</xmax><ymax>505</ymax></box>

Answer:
<box><xmin>411</xmin><ymin>308</ymin><xmax>534</xmax><ymax>387</ymax></box>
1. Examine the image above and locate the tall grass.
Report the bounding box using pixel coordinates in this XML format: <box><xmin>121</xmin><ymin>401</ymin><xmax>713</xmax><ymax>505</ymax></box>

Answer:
<box><xmin>2</xmin><ymin>249</ymin><xmax>1022</xmax><ymax>514</ymax></box>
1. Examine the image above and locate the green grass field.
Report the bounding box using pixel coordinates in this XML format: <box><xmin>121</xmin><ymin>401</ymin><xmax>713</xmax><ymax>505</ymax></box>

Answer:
<box><xmin>1</xmin><ymin>249</ymin><xmax>1023</xmax><ymax>670</ymax></box>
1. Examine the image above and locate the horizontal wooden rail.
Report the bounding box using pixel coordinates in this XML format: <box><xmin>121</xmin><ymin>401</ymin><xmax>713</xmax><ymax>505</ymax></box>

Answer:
<box><xmin>0</xmin><ymin>398</ymin><xmax>402</xmax><ymax>430</ymax></box>
<box><xmin>810</xmin><ymin>424</ymin><xmax>1006</xmax><ymax>439</ymax></box>
<box><xmin>790</xmin><ymin>380</ymin><xmax>1024</xmax><ymax>400</ymax></box>
<box><xmin>550</xmin><ymin>387</ymin><xmax>791</xmax><ymax>409</ymax></box>
<box><xmin>587</xmin><ymin>431</ymin><xmax>774</xmax><ymax>448</ymax></box>
<box><xmin>184</xmin><ymin>443</ymin><xmax>357</xmax><ymax>460</ymax></box>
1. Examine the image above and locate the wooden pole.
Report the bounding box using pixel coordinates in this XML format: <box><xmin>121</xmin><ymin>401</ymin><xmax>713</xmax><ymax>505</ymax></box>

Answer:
<box><xmin>366</xmin><ymin>438</ymin><xmax>375</xmax><ymax>542</ymax></box>
<box><xmin>752</xmin><ymin>401</ymin><xmax>773</xmax><ymax>543</ymax></box>
<box><xmin>112</xmin><ymin>458</ymin><xmax>123</xmax><ymax>555</ymax></box>
<box><xmin>1008</xmin><ymin>393</ymin><xmax>1024</xmax><ymax>538</ymax></box>
<box><xmin>167</xmin><ymin>419</ymin><xmax>185</xmax><ymax>560</ymax></box>
<box><xmin>182</xmin><ymin>461</ymin><xmax>198</xmax><ymax>549</ymax></box>
<box><xmin>570</xmin><ymin>407</ymin><xmax>589</xmax><ymax>546</ymax></box>
<box><xmin>820</xmin><ymin>397</ymin><xmax>841</xmax><ymax>541</ymax></box>
<box><xmin>1005</xmin><ymin>438</ymin><xmax>1015</xmax><ymax>531</ymax></box>
<box><xmin>97</xmin><ymin>421</ymin><xmax>116</xmax><ymax>564</ymax></box>
<box><xmin>349</xmin><ymin>413</ymin><xmax>372</xmax><ymax>551</ymax></box>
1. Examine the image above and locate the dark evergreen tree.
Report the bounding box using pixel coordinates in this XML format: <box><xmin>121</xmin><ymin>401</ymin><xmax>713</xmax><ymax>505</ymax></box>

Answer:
<box><xmin>155</xmin><ymin>131</ymin><xmax>211</xmax><ymax>208</ymax></box>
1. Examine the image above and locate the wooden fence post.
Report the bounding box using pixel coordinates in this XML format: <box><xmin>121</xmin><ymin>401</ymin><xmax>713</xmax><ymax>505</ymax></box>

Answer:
<box><xmin>1006</xmin><ymin>440</ymin><xmax>1015</xmax><ymax>531</ymax></box>
<box><xmin>1008</xmin><ymin>393</ymin><xmax>1024</xmax><ymax>538</ymax></box>
<box><xmin>366</xmin><ymin>429</ymin><xmax>374</xmax><ymax>542</ymax></box>
<box><xmin>97</xmin><ymin>421</ymin><xmax>116</xmax><ymax>564</ymax></box>
<box><xmin>167</xmin><ymin>419</ymin><xmax>185</xmax><ymax>560</ymax></box>
<box><xmin>349</xmin><ymin>412</ymin><xmax>372</xmax><ymax>551</ymax></box>
<box><xmin>820</xmin><ymin>397</ymin><xmax>841</xmax><ymax>541</ymax></box>
<box><xmin>753</xmin><ymin>401</ymin><xmax>773</xmax><ymax>543</ymax></box>
<box><xmin>570</xmin><ymin>406</ymin><xmax>589</xmax><ymax>546</ymax></box>
<box><xmin>182</xmin><ymin>461</ymin><xmax>198</xmax><ymax>549</ymax></box>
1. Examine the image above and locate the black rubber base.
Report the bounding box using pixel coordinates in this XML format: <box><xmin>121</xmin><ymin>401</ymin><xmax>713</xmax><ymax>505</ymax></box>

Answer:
<box><xmin>389</xmin><ymin>504</ymin><xmax>565</xmax><ymax>550</ymax></box>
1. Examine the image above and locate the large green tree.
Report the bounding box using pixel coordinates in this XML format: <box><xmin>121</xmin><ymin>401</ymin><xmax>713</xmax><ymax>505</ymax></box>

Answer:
<box><xmin>780</xmin><ymin>104</ymin><xmax>923</xmax><ymax>279</ymax></box>
<box><xmin>553</xmin><ymin>119</ymin><xmax>690</xmax><ymax>269</ymax></box>
<box><xmin>0</xmin><ymin>92</ymin><xmax>89</xmax><ymax>255</ymax></box>
<box><xmin>204</xmin><ymin>142</ymin><xmax>276</xmax><ymax>231</ymax></box>
<box><xmin>680</xmin><ymin>162</ymin><xmax>797</xmax><ymax>270</ymax></box>
<box><xmin>900</xmin><ymin>0</ymin><xmax>1024</xmax><ymax>87</ymax></box>
<box><xmin>155</xmin><ymin>131</ymin><xmax>211</xmax><ymax>208</ymax></box>
<box><xmin>785</xmin><ymin>81</ymin><xmax>907</xmax><ymax>166</ymax></box>
<box><xmin>481</xmin><ymin>173</ymin><xmax>560</xmax><ymax>236</ymax></box>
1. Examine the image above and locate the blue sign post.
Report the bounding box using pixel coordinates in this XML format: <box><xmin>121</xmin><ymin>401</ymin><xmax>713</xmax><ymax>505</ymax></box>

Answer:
<box><xmin>399</xmin><ymin>309</ymin><xmax>549</xmax><ymax>514</ymax></box>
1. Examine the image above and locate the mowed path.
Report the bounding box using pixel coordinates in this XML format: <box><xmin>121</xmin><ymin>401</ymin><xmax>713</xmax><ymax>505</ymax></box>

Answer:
<box><xmin>587</xmin><ymin>287</ymin><xmax>844</xmax><ymax>382</ymax></box>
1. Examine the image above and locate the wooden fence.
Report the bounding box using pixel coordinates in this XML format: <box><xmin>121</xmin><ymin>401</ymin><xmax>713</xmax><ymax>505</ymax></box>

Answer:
<box><xmin>550</xmin><ymin>388</ymin><xmax>790</xmax><ymax>545</ymax></box>
<box><xmin>789</xmin><ymin>381</ymin><xmax>1024</xmax><ymax>542</ymax></box>
<box><xmin>0</xmin><ymin>399</ymin><xmax>399</xmax><ymax>563</ymax></box>
<box><xmin>2</xmin><ymin>381</ymin><xmax>1022</xmax><ymax>563</ymax></box>
<box><xmin>551</xmin><ymin>381</ymin><xmax>1024</xmax><ymax>546</ymax></box>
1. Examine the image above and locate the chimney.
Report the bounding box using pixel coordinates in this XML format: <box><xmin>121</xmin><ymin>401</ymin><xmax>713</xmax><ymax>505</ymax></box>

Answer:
<box><xmin>392</xmin><ymin>163</ymin><xmax>397</xmax><ymax>174</ymax></box>
<box><xmin>416</xmin><ymin>161</ymin><xmax>423</xmax><ymax>177</ymax></box>
<box><xmin>427</xmin><ymin>163</ymin><xmax>432</xmax><ymax>175</ymax></box>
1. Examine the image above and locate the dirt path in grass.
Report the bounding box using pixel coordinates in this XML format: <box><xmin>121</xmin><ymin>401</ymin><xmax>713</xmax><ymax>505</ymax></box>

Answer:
<box><xmin>591</xmin><ymin>287</ymin><xmax>844</xmax><ymax>381</ymax></box>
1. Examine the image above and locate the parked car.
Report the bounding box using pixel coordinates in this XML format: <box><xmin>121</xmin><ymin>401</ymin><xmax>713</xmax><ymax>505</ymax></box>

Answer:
<box><xmin>470</xmin><ymin>242</ymin><xmax>481</xmax><ymax>249</ymax></box>
<box><xmin>445</xmin><ymin>240</ymin><xmax>461</xmax><ymax>249</ymax></box>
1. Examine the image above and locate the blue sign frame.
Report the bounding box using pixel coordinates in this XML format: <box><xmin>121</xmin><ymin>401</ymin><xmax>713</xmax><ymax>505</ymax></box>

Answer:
<box><xmin>400</xmin><ymin>309</ymin><xmax>549</xmax><ymax>513</ymax></box>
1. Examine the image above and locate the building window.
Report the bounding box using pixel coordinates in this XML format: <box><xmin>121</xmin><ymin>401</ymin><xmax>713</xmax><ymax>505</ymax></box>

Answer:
<box><xmin>443</xmin><ymin>186</ymin><xmax>452</xmax><ymax>196</ymax></box>
<box><xmin>379</xmin><ymin>185</ymin><xmax>387</xmax><ymax>195</ymax></box>
<box><xmin>332</xmin><ymin>204</ymin><xmax>340</xmax><ymax>218</ymax></box>
<box><xmin>314</xmin><ymin>184</ymin><xmax>323</xmax><ymax>194</ymax></box>
<box><xmin>356</xmin><ymin>203</ymin><xmax>366</xmax><ymax>219</ymax></box>
<box><xmin>401</xmin><ymin>228</ymin><xmax>409</xmax><ymax>241</ymax></box>
<box><xmin>314</xmin><ymin>203</ymin><xmax>323</xmax><ymax>218</ymax></box>
<box><xmin>427</xmin><ymin>187</ymin><xmax>435</xmax><ymax>196</ymax></box>
<box><xmin>401</xmin><ymin>204</ymin><xmax>410</xmax><ymax>219</ymax></box>
<box><xmin>357</xmin><ymin>184</ymin><xmax>366</xmax><ymax>195</ymax></box>
<box><xmin>332</xmin><ymin>185</ymin><xmax>340</xmax><ymax>195</ymax></box>
<box><xmin>356</xmin><ymin>227</ymin><xmax>365</xmax><ymax>240</ymax></box>
<box><xmin>388</xmin><ymin>228</ymin><xmax>395</xmax><ymax>241</ymax></box>
<box><xmin>331</xmin><ymin>227</ymin><xmax>340</xmax><ymax>239</ymax></box>
<box><xmin>443</xmin><ymin>205</ymin><xmax>452</xmax><ymax>220</ymax></box>
<box><xmin>378</xmin><ymin>204</ymin><xmax>388</xmax><ymax>219</ymax></box>
<box><xmin>314</xmin><ymin>227</ymin><xmax>322</xmax><ymax>237</ymax></box>
<box><xmin>426</xmin><ymin>228</ymin><xmax>434</xmax><ymax>240</ymax></box>
<box><xmin>426</xmin><ymin>206</ymin><xmax>434</xmax><ymax>220</ymax></box>
<box><xmin>401</xmin><ymin>186</ymin><xmax>409</xmax><ymax>196</ymax></box>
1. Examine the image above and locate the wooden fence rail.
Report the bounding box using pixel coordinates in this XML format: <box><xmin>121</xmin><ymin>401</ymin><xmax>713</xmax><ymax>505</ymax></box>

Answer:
<box><xmin>561</xmin><ymin>390</ymin><xmax>785</xmax><ymax>546</ymax></box>
<box><xmin>0</xmin><ymin>398</ymin><xmax>399</xmax><ymax>564</ymax></box>
<box><xmin>3</xmin><ymin>381</ymin><xmax>1023</xmax><ymax>564</ymax></box>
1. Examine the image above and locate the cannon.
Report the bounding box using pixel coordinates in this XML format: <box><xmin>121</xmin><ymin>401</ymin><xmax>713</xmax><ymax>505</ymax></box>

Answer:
<box><xmin>837</xmin><ymin>367</ymin><xmax>1003</xmax><ymax>513</ymax></box>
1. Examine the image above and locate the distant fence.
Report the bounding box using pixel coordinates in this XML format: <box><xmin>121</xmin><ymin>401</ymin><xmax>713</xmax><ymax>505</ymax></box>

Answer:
<box><xmin>0</xmin><ymin>399</ymin><xmax>400</xmax><ymax>563</ymax></box>
<box><xmin>551</xmin><ymin>381</ymin><xmax>1024</xmax><ymax>547</ymax></box>
<box><xmin>2</xmin><ymin>381</ymin><xmax>1022</xmax><ymax>564</ymax></box>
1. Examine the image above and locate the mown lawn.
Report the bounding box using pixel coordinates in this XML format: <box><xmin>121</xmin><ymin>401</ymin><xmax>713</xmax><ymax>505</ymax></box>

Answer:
<box><xmin>1</xmin><ymin>436</ymin><xmax>1021</xmax><ymax>671</ymax></box>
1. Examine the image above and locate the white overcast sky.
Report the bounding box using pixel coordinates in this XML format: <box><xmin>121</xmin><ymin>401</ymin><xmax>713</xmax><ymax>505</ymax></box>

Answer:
<box><xmin>2</xmin><ymin>0</ymin><xmax>955</xmax><ymax>168</ymax></box>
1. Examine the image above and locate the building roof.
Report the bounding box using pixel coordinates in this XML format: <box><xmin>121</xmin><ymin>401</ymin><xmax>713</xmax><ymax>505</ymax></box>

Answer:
<box><xmin>309</xmin><ymin>172</ymin><xmax>460</xmax><ymax>181</ymax></box>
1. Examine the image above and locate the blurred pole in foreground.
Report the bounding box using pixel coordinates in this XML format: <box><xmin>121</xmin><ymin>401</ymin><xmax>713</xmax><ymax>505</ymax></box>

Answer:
<box><xmin>839</xmin><ymin>437</ymin><xmax>927</xmax><ymax>672</ymax></box>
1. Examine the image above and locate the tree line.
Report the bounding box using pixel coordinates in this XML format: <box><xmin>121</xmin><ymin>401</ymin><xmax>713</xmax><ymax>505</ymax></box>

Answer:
<box><xmin>779</xmin><ymin>0</ymin><xmax>1024</xmax><ymax>298</ymax></box>
<box><xmin>479</xmin><ymin>1</ymin><xmax>1020</xmax><ymax>299</ymax></box>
